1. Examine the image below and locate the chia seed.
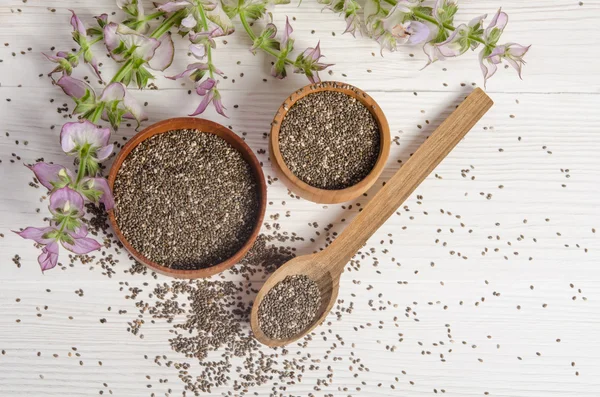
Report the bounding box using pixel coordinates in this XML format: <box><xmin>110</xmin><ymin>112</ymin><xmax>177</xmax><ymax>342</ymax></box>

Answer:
<box><xmin>258</xmin><ymin>275</ymin><xmax>321</xmax><ymax>340</ymax></box>
<box><xmin>113</xmin><ymin>129</ymin><xmax>259</xmax><ymax>270</ymax></box>
<box><xmin>279</xmin><ymin>90</ymin><xmax>381</xmax><ymax>190</ymax></box>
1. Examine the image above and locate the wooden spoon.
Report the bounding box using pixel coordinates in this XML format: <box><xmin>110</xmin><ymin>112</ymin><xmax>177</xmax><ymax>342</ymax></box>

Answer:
<box><xmin>251</xmin><ymin>88</ymin><xmax>493</xmax><ymax>347</ymax></box>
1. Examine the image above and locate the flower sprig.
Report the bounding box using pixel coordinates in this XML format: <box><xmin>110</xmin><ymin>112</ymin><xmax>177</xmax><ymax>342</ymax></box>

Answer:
<box><xmin>14</xmin><ymin>121</ymin><xmax>115</xmax><ymax>271</ymax></box>
<box><xmin>321</xmin><ymin>0</ymin><xmax>530</xmax><ymax>86</ymax></box>
<box><xmin>24</xmin><ymin>0</ymin><xmax>332</xmax><ymax>272</ymax></box>
<box><xmin>226</xmin><ymin>1</ymin><xmax>333</xmax><ymax>83</ymax></box>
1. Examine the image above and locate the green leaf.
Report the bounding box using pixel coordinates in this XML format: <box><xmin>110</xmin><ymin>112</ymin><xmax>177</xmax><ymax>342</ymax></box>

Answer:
<box><xmin>222</xmin><ymin>0</ymin><xmax>239</xmax><ymax>18</ymax></box>
<box><xmin>242</xmin><ymin>2</ymin><xmax>268</xmax><ymax>21</ymax></box>
<box><xmin>73</xmin><ymin>102</ymin><xmax>97</xmax><ymax>115</ymax></box>
<box><xmin>80</xmin><ymin>186</ymin><xmax>104</xmax><ymax>203</ymax></box>
<box><xmin>487</xmin><ymin>27</ymin><xmax>502</xmax><ymax>46</ymax></box>
<box><xmin>206</xmin><ymin>6</ymin><xmax>235</xmax><ymax>35</ymax></box>
<box><xmin>133</xmin><ymin>66</ymin><xmax>154</xmax><ymax>89</ymax></box>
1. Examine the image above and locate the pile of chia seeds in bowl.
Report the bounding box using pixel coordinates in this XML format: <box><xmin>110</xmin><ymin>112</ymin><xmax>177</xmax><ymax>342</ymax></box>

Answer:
<box><xmin>278</xmin><ymin>90</ymin><xmax>381</xmax><ymax>190</ymax></box>
<box><xmin>112</xmin><ymin>129</ymin><xmax>260</xmax><ymax>270</ymax></box>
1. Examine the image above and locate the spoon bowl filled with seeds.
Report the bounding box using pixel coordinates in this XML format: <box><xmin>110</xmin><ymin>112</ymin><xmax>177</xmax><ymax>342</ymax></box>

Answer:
<box><xmin>108</xmin><ymin>117</ymin><xmax>267</xmax><ymax>278</ymax></box>
<box><xmin>270</xmin><ymin>81</ymin><xmax>391</xmax><ymax>204</ymax></box>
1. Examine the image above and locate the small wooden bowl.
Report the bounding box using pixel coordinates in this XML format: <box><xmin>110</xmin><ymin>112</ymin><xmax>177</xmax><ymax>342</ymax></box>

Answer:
<box><xmin>269</xmin><ymin>81</ymin><xmax>391</xmax><ymax>204</ymax></box>
<box><xmin>107</xmin><ymin>117</ymin><xmax>267</xmax><ymax>279</ymax></box>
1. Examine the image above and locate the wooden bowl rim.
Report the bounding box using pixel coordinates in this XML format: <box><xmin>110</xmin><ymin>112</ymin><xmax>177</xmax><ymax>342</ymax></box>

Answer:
<box><xmin>270</xmin><ymin>81</ymin><xmax>391</xmax><ymax>203</ymax></box>
<box><xmin>107</xmin><ymin>117</ymin><xmax>267</xmax><ymax>279</ymax></box>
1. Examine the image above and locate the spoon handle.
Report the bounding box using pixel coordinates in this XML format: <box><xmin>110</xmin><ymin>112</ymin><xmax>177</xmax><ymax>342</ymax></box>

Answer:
<box><xmin>323</xmin><ymin>88</ymin><xmax>493</xmax><ymax>274</ymax></box>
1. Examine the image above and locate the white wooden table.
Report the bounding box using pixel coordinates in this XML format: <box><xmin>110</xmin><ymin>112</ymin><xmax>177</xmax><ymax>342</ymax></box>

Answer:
<box><xmin>1</xmin><ymin>1</ymin><xmax>599</xmax><ymax>396</ymax></box>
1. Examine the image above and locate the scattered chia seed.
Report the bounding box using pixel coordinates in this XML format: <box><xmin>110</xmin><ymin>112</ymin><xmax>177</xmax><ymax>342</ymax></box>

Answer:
<box><xmin>113</xmin><ymin>129</ymin><xmax>259</xmax><ymax>270</ymax></box>
<box><xmin>279</xmin><ymin>91</ymin><xmax>380</xmax><ymax>190</ymax></box>
<box><xmin>258</xmin><ymin>275</ymin><xmax>321</xmax><ymax>340</ymax></box>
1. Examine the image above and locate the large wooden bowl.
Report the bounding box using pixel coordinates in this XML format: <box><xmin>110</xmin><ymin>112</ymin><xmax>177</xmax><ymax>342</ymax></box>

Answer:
<box><xmin>269</xmin><ymin>81</ymin><xmax>391</xmax><ymax>204</ymax></box>
<box><xmin>107</xmin><ymin>117</ymin><xmax>267</xmax><ymax>279</ymax></box>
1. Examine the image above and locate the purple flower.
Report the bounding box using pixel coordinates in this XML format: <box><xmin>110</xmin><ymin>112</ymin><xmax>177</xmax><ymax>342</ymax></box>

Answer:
<box><xmin>379</xmin><ymin>20</ymin><xmax>430</xmax><ymax>50</ymax></box>
<box><xmin>38</xmin><ymin>242</ymin><xmax>60</xmax><ymax>271</ymax></box>
<box><xmin>189</xmin><ymin>78</ymin><xmax>227</xmax><ymax>117</ymax></box>
<box><xmin>60</xmin><ymin>120</ymin><xmax>113</xmax><ymax>162</ymax></box>
<box><xmin>478</xmin><ymin>9</ymin><xmax>523</xmax><ymax>87</ymax></box>
<box><xmin>188</xmin><ymin>28</ymin><xmax>220</xmax><ymax>60</ymax></box>
<box><xmin>484</xmin><ymin>8</ymin><xmax>508</xmax><ymax>44</ymax></box>
<box><xmin>14</xmin><ymin>187</ymin><xmax>102</xmax><ymax>271</ymax></box>
<box><xmin>104</xmin><ymin>23</ymin><xmax>174</xmax><ymax>71</ymax></box>
<box><xmin>344</xmin><ymin>13</ymin><xmax>361</xmax><ymax>37</ymax></box>
<box><xmin>69</xmin><ymin>10</ymin><xmax>103</xmax><ymax>81</ymax></box>
<box><xmin>27</xmin><ymin>162</ymin><xmax>74</xmax><ymax>191</ymax></box>
<box><xmin>487</xmin><ymin>43</ymin><xmax>531</xmax><ymax>79</ymax></box>
<box><xmin>271</xmin><ymin>18</ymin><xmax>294</xmax><ymax>79</ymax></box>
<box><xmin>49</xmin><ymin>186</ymin><xmax>84</xmax><ymax>217</ymax></box>
<box><xmin>294</xmin><ymin>42</ymin><xmax>334</xmax><ymax>83</ymax></box>
<box><xmin>423</xmin><ymin>14</ymin><xmax>486</xmax><ymax>65</ymax></box>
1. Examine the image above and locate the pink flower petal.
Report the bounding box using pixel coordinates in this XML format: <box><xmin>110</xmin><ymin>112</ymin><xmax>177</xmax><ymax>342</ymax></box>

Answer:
<box><xmin>406</xmin><ymin>21</ymin><xmax>430</xmax><ymax>45</ymax></box>
<box><xmin>26</xmin><ymin>162</ymin><xmax>70</xmax><ymax>190</ymax></box>
<box><xmin>181</xmin><ymin>14</ymin><xmax>197</xmax><ymax>29</ymax></box>
<box><xmin>85</xmin><ymin>177</ymin><xmax>115</xmax><ymax>210</ymax></box>
<box><xmin>479</xmin><ymin>50</ymin><xmax>498</xmax><ymax>88</ymax></box>
<box><xmin>157</xmin><ymin>1</ymin><xmax>191</xmax><ymax>12</ymax></box>
<box><xmin>38</xmin><ymin>242</ymin><xmax>60</xmax><ymax>271</ymax></box>
<box><xmin>99</xmin><ymin>82</ymin><xmax>126</xmax><ymax>102</ymax></box>
<box><xmin>195</xmin><ymin>78</ymin><xmax>216</xmax><ymax>95</ymax></box>
<box><xmin>14</xmin><ymin>226</ymin><xmax>57</xmax><ymax>245</ymax></box>
<box><xmin>62</xmin><ymin>236</ymin><xmax>101</xmax><ymax>255</ymax></box>
<box><xmin>282</xmin><ymin>16</ymin><xmax>293</xmax><ymax>46</ymax></box>
<box><xmin>71</xmin><ymin>223</ymin><xmax>88</xmax><ymax>239</ymax></box>
<box><xmin>213</xmin><ymin>93</ymin><xmax>227</xmax><ymax>118</ymax></box>
<box><xmin>69</xmin><ymin>9</ymin><xmax>86</xmax><ymax>35</ymax></box>
<box><xmin>190</xmin><ymin>90</ymin><xmax>214</xmax><ymax>116</ymax></box>
<box><xmin>148</xmin><ymin>33</ymin><xmax>174</xmax><ymax>71</ymax></box>
<box><xmin>95</xmin><ymin>144</ymin><xmax>114</xmax><ymax>161</ymax></box>
<box><xmin>56</xmin><ymin>75</ymin><xmax>91</xmax><ymax>100</ymax></box>
<box><xmin>103</xmin><ymin>23</ymin><xmax>122</xmax><ymax>60</ymax></box>
<box><xmin>122</xmin><ymin>91</ymin><xmax>147</xmax><ymax>124</ymax></box>
<box><xmin>486</xmin><ymin>9</ymin><xmax>508</xmax><ymax>37</ymax></box>
<box><xmin>49</xmin><ymin>187</ymin><xmax>85</xmax><ymax>215</ymax></box>
<box><xmin>189</xmin><ymin>43</ymin><xmax>207</xmax><ymax>59</ymax></box>
<box><xmin>60</xmin><ymin>120</ymin><xmax>111</xmax><ymax>153</ymax></box>
<box><xmin>507</xmin><ymin>43</ymin><xmax>531</xmax><ymax>58</ymax></box>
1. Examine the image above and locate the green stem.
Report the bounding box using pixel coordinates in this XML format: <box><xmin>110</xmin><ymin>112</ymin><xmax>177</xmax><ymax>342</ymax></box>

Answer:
<box><xmin>76</xmin><ymin>102</ymin><xmax>105</xmax><ymax>183</ymax></box>
<box><xmin>239</xmin><ymin>12</ymin><xmax>294</xmax><ymax>65</ymax></box>
<box><xmin>110</xmin><ymin>59</ymin><xmax>133</xmax><ymax>83</ymax></box>
<box><xmin>144</xmin><ymin>11</ymin><xmax>165</xmax><ymax>21</ymax></box>
<box><xmin>88</xmin><ymin>102</ymin><xmax>105</xmax><ymax>124</ymax></box>
<box><xmin>75</xmin><ymin>153</ymin><xmax>87</xmax><ymax>185</ymax></box>
<box><xmin>380</xmin><ymin>0</ymin><xmax>488</xmax><ymax>47</ymax></box>
<box><xmin>74</xmin><ymin>37</ymin><xmax>104</xmax><ymax>57</ymax></box>
<box><xmin>196</xmin><ymin>6</ymin><xmax>215</xmax><ymax>79</ymax></box>
<box><xmin>149</xmin><ymin>9</ymin><xmax>183</xmax><ymax>39</ymax></box>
